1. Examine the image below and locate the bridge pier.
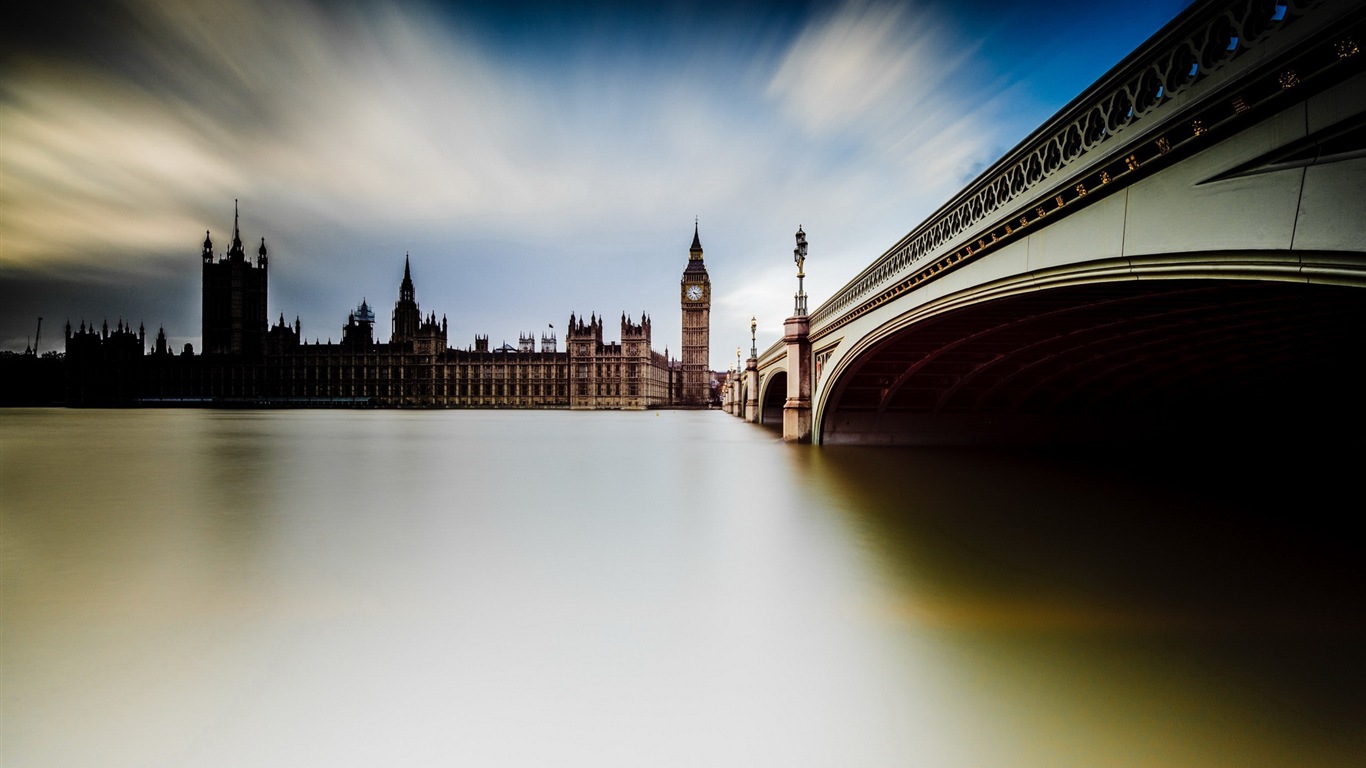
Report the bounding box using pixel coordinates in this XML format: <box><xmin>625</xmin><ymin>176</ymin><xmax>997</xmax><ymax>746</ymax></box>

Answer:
<box><xmin>782</xmin><ymin>315</ymin><xmax>811</xmax><ymax>442</ymax></box>
<box><xmin>744</xmin><ymin>356</ymin><xmax>758</xmax><ymax>423</ymax></box>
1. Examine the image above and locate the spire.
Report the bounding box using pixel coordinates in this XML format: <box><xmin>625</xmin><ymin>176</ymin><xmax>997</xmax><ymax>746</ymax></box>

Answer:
<box><xmin>690</xmin><ymin>218</ymin><xmax>702</xmax><ymax>255</ymax></box>
<box><xmin>229</xmin><ymin>200</ymin><xmax>245</xmax><ymax>260</ymax></box>
<box><xmin>398</xmin><ymin>254</ymin><xmax>415</xmax><ymax>303</ymax></box>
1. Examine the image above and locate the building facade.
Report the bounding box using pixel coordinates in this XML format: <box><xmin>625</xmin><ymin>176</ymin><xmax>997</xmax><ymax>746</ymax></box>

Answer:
<box><xmin>63</xmin><ymin>214</ymin><xmax>703</xmax><ymax>409</ymax></box>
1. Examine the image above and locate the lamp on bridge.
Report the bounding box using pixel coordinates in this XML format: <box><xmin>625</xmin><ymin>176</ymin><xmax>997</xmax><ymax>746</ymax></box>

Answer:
<box><xmin>750</xmin><ymin>316</ymin><xmax>757</xmax><ymax>359</ymax></box>
<box><xmin>736</xmin><ymin>346</ymin><xmax>742</xmax><ymax>373</ymax></box>
<box><xmin>783</xmin><ymin>226</ymin><xmax>813</xmax><ymax>441</ymax></box>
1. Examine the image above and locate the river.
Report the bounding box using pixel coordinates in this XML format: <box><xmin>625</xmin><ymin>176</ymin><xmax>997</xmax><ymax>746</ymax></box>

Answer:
<box><xmin>2</xmin><ymin>408</ymin><xmax>1361</xmax><ymax>766</ymax></box>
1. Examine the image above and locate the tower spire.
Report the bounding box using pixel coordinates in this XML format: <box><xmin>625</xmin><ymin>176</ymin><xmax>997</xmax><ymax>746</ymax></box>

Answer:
<box><xmin>400</xmin><ymin>253</ymin><xmax>415</xmax><ymax>300</ymax></box>
<box><xmin>229</xmin><ymin>199</ymin><xmax>244</xmax><ymax>260</ymax></box>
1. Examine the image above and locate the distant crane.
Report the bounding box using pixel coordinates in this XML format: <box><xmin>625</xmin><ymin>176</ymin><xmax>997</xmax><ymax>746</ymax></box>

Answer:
<box><xmin>26</xmin><ymin>317</ymin><xmax>43</xmax><ymax>356</ymax></box>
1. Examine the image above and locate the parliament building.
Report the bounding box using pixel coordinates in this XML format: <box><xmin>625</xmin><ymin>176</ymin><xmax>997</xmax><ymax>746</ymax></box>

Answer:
<box><xmin>58</xmin><ymin>210</ymin><xmax>715</xmax><ymax>409</ymax></box>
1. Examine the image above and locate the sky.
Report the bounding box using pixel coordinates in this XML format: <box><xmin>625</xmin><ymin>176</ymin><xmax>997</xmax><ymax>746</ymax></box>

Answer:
<box><xmin>1</xmin><ymin>0</ymin><xmax>1193</xmax><ymax>366</ymax></box>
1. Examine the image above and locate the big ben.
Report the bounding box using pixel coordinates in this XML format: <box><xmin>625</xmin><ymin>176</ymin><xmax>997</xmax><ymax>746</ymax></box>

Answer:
<box><xmin>680</xmin><ymin>221</ymin><xmax>711</xmax><ymax>406</ymax></box>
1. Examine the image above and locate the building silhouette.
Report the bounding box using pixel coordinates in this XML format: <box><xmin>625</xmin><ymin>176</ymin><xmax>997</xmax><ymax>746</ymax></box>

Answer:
<box><xmin>201</xmin><ymin>202</ymin><xmax>268</xmax><ymax>357</ymax></box>
<box><xmin>43</xmin><ymin>209</ymin><xmax>714</xmax><ymax>408</ymax></box>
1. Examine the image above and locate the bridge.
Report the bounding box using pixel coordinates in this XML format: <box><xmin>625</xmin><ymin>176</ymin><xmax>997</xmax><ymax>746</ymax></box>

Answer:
<box><xmin>725</xmin><ymin>0</ymin><xmax>1366</xmax><ymax>445</ymax></box>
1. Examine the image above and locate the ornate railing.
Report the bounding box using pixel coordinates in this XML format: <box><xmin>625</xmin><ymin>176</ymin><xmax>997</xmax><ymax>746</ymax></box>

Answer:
<box><xmin>805</xmin><ymin>0</ymin><xmax>1360</xmax><ymax>337</ymax></box>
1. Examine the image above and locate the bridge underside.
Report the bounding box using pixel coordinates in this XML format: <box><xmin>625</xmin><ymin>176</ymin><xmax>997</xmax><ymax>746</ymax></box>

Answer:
<box><xmin>760</xmin><ymin>371</ymin><xmax>786</xmax><ymax>428</ymax></box>
<box><xmin>821</xmin><ymin>279</ymin><xmax>1365</xmax><ymax>446</ymax></box>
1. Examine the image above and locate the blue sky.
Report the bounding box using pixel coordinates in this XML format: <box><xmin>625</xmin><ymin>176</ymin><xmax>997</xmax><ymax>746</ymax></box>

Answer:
<box><xmin>1</xmin><ymin>0</ymin><xmax>1191</xmax><ymax>364</ymax></box>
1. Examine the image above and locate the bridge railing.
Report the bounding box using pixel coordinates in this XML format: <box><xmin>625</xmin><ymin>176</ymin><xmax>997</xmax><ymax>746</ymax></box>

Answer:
<box><xmin>805</xmin><ymin>0</ymin><xmax>1346</xmax><ymax>336</ymax></box>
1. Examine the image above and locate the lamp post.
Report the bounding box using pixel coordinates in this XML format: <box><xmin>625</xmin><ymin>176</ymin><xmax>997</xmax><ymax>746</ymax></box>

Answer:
<box><xmin>735</xmin><ymin>347</ymin><xmax>743</xmax><ymax>416</ymax></box>
<box><xmin>726</xmin><ymin>363</ymin><xmax>737</xmax><ymax>412</ymax></box>
<box><xmin>744</xmin><ymin>316</ymin><xmax>759</xmax><ymax>424</ymax></box>
<box><xmin>783</xmin><ymin>226</ymin><xmax>812</xmax><ymax>441</ymax></box>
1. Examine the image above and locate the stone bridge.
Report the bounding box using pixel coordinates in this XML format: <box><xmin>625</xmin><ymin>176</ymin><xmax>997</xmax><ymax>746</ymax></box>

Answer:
<box><xmin>726</xmin><ymin>0</ymin><xmax>1366</xmax><ymax>445</ymax></box>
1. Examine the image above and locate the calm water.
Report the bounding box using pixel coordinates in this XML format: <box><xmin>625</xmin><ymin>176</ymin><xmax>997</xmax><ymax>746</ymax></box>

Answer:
<box><xmin>2</xmin><ymin>409</ymin><xmax>1362</xmax><ymax>767</ymax></box>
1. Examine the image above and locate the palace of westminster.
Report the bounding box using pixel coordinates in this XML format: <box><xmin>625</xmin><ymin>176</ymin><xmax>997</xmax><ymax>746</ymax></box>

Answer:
<box><xmin>40</xmin><ymin>208</ymin><xmax>718</xmax><ymax>408</ymax></box>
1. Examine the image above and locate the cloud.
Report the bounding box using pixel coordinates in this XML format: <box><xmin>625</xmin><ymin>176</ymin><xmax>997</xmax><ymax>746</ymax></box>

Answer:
<box><xmin>1</xmin><ymin>0</ymin><xmax>1024</xmax><ymax>362</ymax></box>
<box><xmin>765</xmin><ymin>0</ymin><xmax>1001</xmax><ymax>183</ymax></box>
<box><xmin>0</xmin><ymin>0</ymin><xmax>563</xmax><ymax>270</ymax></box>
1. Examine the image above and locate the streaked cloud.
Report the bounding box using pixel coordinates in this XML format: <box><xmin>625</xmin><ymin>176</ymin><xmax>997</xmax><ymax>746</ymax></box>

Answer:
<box><xmin>769</xmin><ymin>0</ymin><xmax>957</xmax><ymax>137</ymax></box>
<box><xmin>1</xmin><ymin>0</ymin><xmax>1187</xmax><ymax>361</ymax></box>
<box><xmin>766</xmin><ymin>0</ymin><xmax>1000</xmax><ymax>180</ymax></box>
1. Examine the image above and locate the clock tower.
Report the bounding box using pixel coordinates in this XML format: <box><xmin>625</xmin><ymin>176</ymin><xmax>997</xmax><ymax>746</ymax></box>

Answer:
<box><xmin>680</xmin><ymin>221</ymin><xmax>711</xmax><ymax>406</ymax></box>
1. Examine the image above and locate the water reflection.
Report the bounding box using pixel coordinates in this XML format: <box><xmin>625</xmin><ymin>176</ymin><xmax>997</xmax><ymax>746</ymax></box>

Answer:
<box><xmin>804</xmin><ymin>445</ymin><xmax>1366</xmax><ymax>766</ymax></box>
<box><xmin>2</xmin><ymin>410</ymin><xmax>1362</xmax><ymax>767</ymax></box>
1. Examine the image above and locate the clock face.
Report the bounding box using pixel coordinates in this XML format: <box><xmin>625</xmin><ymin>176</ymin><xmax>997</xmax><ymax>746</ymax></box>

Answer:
<box><xmin>686</xmin><ymin>285</ymin><xmax>702</xmax><ymax>302</ymax></box>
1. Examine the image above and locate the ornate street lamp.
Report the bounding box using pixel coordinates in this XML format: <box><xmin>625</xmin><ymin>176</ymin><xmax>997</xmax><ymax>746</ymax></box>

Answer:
<box><xmin>793</xmin><ymin>226</ymin><xmax>808</xmax><ymax>316</ymax></box>
<box><xmin>749</xmin><ymin>316</ymin><xmax>757</xmax><ymax>359</ymax></box>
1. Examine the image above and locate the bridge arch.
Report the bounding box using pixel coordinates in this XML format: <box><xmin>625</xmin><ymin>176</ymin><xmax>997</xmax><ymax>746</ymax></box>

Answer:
<box><xmin>758</xmin><ymin>369</ymin><xmax>787</xmax><ymax>427</ymax></box>
<box><xmin>814</xmin><ymin>253</ymin><xmax>1366</xmax><ymax>445</ymax></box>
